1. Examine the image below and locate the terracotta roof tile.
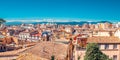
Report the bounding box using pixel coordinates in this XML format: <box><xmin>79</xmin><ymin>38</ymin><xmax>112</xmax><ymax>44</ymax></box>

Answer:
<box><xmin>87</xmin><ymin>36</ymin><xmax>120</xmax><ymax>43</ymax></box>
<box><xmin>22</xmin><ymin>42</ymin><xmax>68</xmax><ymax>60</ymax></box>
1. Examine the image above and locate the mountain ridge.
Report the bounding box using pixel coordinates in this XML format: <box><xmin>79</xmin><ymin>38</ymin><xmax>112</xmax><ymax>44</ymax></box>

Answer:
<box><xmin>5</xmin><ymin>21</ymin><xmax>112</xmax><ymax>25</ymax></box>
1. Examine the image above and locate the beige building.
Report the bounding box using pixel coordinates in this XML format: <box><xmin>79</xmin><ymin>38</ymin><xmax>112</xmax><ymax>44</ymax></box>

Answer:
<box><xmin>92</xmin><ymin>30</ymin><xmax>113</xmax><ymax>37</ymax></box>
<box><xmin>74</xmin><ymin>36</ymin><xmax>120</xmax><ymax>60</ymax></box>
<box><xmin>114</xmin><ymin>28</ymin><xmax>120</xmax><ymax>38</ymax></box>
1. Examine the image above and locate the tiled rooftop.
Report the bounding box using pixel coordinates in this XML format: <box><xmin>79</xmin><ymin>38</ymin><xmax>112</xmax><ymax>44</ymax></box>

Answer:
<box><xmin>21</xmin><ymin>41</ymin><xmax>68</xmax><ymax>60</ymax></box>
<box><xmin>87</xmin><ymin>36</ymin><xmax>120</xmax><ymax>43</ymax></box>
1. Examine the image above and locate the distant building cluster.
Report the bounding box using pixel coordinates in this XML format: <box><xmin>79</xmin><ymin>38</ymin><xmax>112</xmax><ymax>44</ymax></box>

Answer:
<box><xmin>0</xmin><ymin>22</ymin><xmax>120</xmax><ymax>60</ymax></box>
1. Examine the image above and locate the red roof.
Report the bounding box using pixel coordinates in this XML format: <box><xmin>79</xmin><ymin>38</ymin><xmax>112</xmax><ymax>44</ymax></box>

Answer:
<box><xmin>73</xmin><ymin>34</ymin><xmax>87</xmax><ymax>40</ymax></box>
<box><xmin>74</xmin><ymin>34</ymin><xmax>82</xmax><ymax>40</ymax></box>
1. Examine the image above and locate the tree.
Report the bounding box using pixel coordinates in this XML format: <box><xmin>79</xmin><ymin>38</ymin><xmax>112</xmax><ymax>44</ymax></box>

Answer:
<box><xmin>0</xmin><ymin>18</ymin><xmax>6</xmax><ymax>24</ymax></box>
<box><xmin>84</xmin><ymin>43</ymin><xmax>112</xmax><ymax>60</ymax></box>
<box><xmin>78</xmin><ymin>55</ymin><xmax>80</xmax><ymax>60</ymax></box>
<box><xmin>0</xmin><ymin>18</ymin><xmax>6</xmax><ymax>26</ymax></box>
<box><xmin>51</xmin><ymin>55</ymin><xmax>55</xmax><ymax>60</ymax></box>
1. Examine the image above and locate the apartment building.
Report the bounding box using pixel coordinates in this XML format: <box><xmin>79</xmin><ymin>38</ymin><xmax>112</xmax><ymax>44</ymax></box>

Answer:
<box><xmin>74</xmin><ymin>36</ymin><xmax>120</xmax><ymax>60</ymax></box>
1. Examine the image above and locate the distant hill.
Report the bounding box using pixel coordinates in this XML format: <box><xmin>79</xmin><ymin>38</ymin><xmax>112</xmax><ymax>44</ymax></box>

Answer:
<box><xmin>5</xmin><ymin>21</ymin><xmax>112</xmax><ymax>26</ymax></box>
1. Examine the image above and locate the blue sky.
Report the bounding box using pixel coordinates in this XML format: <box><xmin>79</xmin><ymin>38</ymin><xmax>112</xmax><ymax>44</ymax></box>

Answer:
<box><xmin>0</xmin><ymin>0</ymin><xmax>120</xmax><ymax>22</ymax></box>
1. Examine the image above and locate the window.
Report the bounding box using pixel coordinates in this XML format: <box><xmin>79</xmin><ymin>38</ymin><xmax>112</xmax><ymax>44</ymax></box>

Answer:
<box><xmin>113</xmin><ymin>44</ymin><xmax>117</xmax><ymax>49</ymax></box>
<box><xmin>113</xmin><ymin>55</ymin><xmax>117</xmax><ymax>60</ymax></box>
<box><xmin>105</xmin><ymin>44</ymin><xmax>109</xmax><ymax>49</ymax></box>
<box><xmin>98</xmin><ymin>44</ymin><xmax>101</xmax><ymax>49</ymax></box>
<box><xmin>0</xmin><ymin>47</ymin><xmax>2</xmax><ymax>50</ymax></box>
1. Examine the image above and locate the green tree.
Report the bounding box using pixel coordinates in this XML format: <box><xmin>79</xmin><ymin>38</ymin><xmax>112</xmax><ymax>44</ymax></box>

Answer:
<box><xmin>51</xmin><ymin>55</ymin><xmax>55</xmax><ymax>60</ymax></box>
<box><xmin>84</xmin><ymin>43</ymin><xmax>112</xmax><ymax>60</ymax></box>
<box><xmin>78</xmin><ymin>56</ymin><xmax>80</xmax><ymax>60</ymax></box>
<box><xmin>0</xmin><ymin>18</ymin><xmax>6</xmax><ymax>24</ymax></box>
<box><xmin>0</xmin><ymin>18</ymin><xmax>6</xmax><ymax>26</ymax></box>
